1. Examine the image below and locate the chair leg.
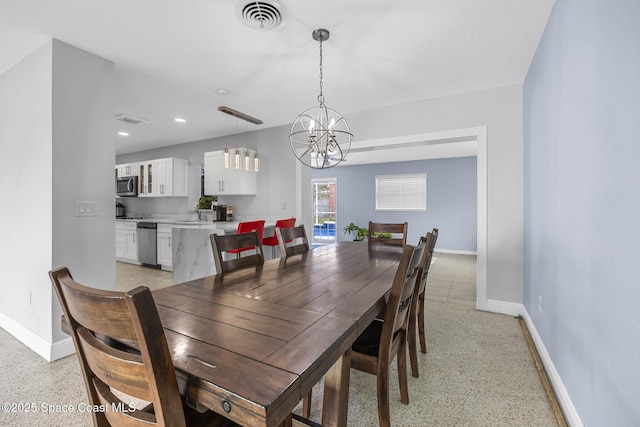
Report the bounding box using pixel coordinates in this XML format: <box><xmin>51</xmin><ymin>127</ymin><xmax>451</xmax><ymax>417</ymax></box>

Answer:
<box><xmin>397</xmin><ymin>340</ymin><xmax>410</xmax><ymax>405</ymax></box>
<box><xmin>302</xmin><ymin>388</ymin><xmax>312</xmax><ymax>418</ymax></box>
<box><xmin>418</xmin><ymin>292</ymin><xmax>427</xmax><ymax>353</ymax></box>
<box><xmin>272</xmin><ymin>245</ymin><xmax>276</xmax><ymax>259</ymax></box>
<box><xmin>408</xmin><ymin>306</ymin><xmax>419</xmax><ymax>378</ymax></box>
<box><xmin>376</xmin><ymin>366</ymin><xmax>391</xmax><ymax>427</ymax></box>
<box><xmin>280</xmin><ymin>413</ymin><xmax>293</xmax><ymax>427</ymax></box>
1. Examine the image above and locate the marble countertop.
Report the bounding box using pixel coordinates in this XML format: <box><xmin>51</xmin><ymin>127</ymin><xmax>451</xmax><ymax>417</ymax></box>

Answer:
<box><xmin>116</xmin><ymin>218</ymin><xmax>240</xmax><ymax>229</ymax></box>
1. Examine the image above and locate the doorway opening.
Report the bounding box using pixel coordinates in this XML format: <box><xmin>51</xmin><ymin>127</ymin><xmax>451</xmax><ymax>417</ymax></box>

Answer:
<box><xmin>312</xmin><ymin>178</ymin><xmax>337</xmax><ymax>245</ymax></box>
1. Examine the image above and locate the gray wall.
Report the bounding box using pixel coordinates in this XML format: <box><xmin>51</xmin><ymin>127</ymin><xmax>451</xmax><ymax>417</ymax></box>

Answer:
<box><xmin>0</xmin><ymin>40</ymin><xmax>115</xmax><ymax>359</ymax></box>
<box><xmin>523</xmin><ymin>0</ymin><xmax>640</xmax><ymax>424</ymax></box>
<box><xmin>312</xmin><ymin>157</ymin><xmax>477</xmax><ymax>252</ymax></box>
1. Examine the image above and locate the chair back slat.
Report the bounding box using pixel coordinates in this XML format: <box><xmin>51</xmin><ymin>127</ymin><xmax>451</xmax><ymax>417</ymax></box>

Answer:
<box><xmin>78</xmin><ymin>328</ymin><xmax>153</xmax><ymax>401</ymax></box>
<box><xmin>380</xmin><ymin>240</ymin><xmax>425</xmax><ymax>349</ymax></box>
<box><xmin>368</xmin><ymin>221</ymin><xmax>408</xmax><ymax>247</ymax></box>
<box><xmin>49</xmin><ymin>267</ymin><xmax>186</xmax><ymax>427</ymax></box>
<box><xmin>276</xmin><ymin>224</ymin><xmax>310</xmax><ymax>260</ymax></box>
<box><xmin>272</xmin><ymin>218</ymin><xmax>296</xmax><ymax>244</ymax></box>
<box><xmin>57</xmin><ymin>276</ymin><xmax>138</xmax><ymax>341</ymax></box>
<box><xmin>210</xmin><ymin>230</ymin><xmax>265</xmax><ymax>273</ymax></box>
<box><xmin>416</xmin><ymin>228</ymin><xmax>439</xmax><ymax>294</ymax></box>
<box><xmin>94</xmin><ymin>379</ymin><xmax>158</xmax><ymax>427</ymax></box>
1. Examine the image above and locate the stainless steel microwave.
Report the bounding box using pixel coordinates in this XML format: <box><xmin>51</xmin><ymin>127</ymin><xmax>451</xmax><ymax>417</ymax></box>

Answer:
<box><xmin>116</xmin><ymin>176</ymin><xmax>138</xmax><ymax>197</ymax></box>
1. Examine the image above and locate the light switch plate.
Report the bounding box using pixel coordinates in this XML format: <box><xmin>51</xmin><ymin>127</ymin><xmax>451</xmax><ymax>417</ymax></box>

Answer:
<box><xmin>76</xmin><ymin>201</ymin><xmax>100</xmax><ymax>217</ymax></box>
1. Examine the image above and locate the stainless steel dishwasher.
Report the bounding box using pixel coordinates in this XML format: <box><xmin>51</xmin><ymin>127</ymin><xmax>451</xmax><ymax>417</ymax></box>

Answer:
<box><xmin>137</xmin><ymin>222</ymin><xmax>158</xmax><ymax>266</ymax></box>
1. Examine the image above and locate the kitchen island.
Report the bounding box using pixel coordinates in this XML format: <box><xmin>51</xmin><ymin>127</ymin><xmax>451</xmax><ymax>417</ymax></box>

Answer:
<box><xmin>171</xmin><ymin>222</ymin><xmax>275</xmax><ymax>284</ymax></box>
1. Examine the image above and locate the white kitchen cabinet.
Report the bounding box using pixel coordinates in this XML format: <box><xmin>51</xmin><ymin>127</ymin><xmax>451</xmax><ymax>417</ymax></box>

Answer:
<box><xmin>139</xmin><ymin>158</ymin><xmax>188</xmax><ymax>197</ymax></box>
<box><xmin>204</xmin><ymin>149</ymin><xmax>256</xmax><ymax>196</ymax></box>
<box><xmin>116</xmin><ymin>162</ymin><xmax>139</xmax><ymax>178</ymax></box>
<box><xmin>115</xmin><ymin>222</ymin><xmax>125</xmax><ymax>258</ymax></box>
<box><xmin>157</xmin><ymin>224</ymin><xmax>172</xmax><ymax>270</ymax></box>
<box><xmin>116</xmin><ymin>221</ymin><xmax>139</xmax><ymax>264</ymax></box>
<box><xmin>138</xmin><ymin>161</ymin><xmax>154</xmax><ymax>197</ymax></box>
<box><xmin>156</xmin><ymin>157</ymin><xmax>188</xmax><ymax>197</ymax></box>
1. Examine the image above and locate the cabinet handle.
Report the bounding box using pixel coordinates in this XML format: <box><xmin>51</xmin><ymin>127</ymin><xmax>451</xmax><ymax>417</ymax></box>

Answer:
<box><xmin>222</xmin><ymin>180</ymin><xmax>225</xmax><ymax>192</ymax></box>
<box><xmin>133</xmin><ymin>234</ymin><xmax>136</xmax><ymax>243</ymax></box>
<box><xmin>169</xmin><ymin>237</ymin><xmax>171</xmax><ymax>248</ymax></box>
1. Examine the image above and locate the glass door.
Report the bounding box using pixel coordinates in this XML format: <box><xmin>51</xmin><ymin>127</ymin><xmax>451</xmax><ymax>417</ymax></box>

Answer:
<box><xmin>312</xmin><ymin>178</ymin><xmax>337</xmax><ymax>244</ymax></box>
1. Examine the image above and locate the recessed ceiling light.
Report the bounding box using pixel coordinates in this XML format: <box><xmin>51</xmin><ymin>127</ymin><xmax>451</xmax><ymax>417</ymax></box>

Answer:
<box><xmin>175</xmin><ymin>117</ymin><xmax>186</xmax><ymax>123</ymax></box>
<box><xmin>118</xmin><ymin>131</ymin><xmax>129</xmax><ymax>136</ymax></box>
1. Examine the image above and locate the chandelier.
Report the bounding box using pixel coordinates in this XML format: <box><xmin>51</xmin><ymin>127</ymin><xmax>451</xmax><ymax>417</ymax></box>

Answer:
<box><xmin>289</xmin><ymin>29</ymin><xmax>353</xmax><ymax>169</ymax></box>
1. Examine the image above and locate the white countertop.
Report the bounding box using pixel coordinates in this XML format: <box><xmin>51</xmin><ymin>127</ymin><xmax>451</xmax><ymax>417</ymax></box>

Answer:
<box><xmin>116</xmin><ymin>218</ymin><xmax>274</xmax><ymax>232</ymax></box>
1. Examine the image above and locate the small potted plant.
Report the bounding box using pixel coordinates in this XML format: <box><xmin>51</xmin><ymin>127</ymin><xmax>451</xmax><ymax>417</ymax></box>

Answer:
<box><xmin>197</xmin><ymin>196</ymin><xmax>217</xmax><ymax>210</ymax></box>
<box><xmin>343</xmin><ymin>222</ymin><xmax>368</xmax><ymax>241</ymax></box>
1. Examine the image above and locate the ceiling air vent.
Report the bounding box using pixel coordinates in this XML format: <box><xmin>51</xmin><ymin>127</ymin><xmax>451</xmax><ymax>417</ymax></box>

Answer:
<box><xmin>115</xmin><ymin>114</ymin><xmax>149</xmax><ymax>125</ymax></box>
<box><xmin>236</xmin><ymin>1</ymin><xmax>286</xmax><ymax>31</ymax></box>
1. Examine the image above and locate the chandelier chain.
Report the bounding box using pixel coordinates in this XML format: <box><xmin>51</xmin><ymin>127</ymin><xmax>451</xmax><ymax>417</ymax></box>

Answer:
<box><xmin>318</xmin><ymin>36</ymin><xmax>325</xmax><ymax>106</ymax></box>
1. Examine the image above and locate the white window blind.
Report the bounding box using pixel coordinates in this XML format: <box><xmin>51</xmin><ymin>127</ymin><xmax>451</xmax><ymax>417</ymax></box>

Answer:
<box><xmin>375</xmin><ymin>173</ymin><xmax>427</xmax><ymax>211</ymax></box>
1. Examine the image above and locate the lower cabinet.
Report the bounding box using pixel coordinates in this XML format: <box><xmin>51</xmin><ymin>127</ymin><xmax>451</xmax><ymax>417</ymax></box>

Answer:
<box><xmin>115</xmin><ymin>223</ymin><xmax>124</xmax><ymax>258</ymax></box>
<box><xmin>116</xmin><ymin>221</ymin><xmax>139</xmax><ymax>264</ymax></box>
<box><xmin>157</xmin><ymin>224</ymin><xmax>172</xmax><ymax>270</ymax></box>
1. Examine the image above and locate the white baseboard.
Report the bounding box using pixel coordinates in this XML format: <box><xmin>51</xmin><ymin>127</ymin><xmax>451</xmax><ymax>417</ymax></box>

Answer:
<box><xmin>434</xmin><ymin>249</ymin><xmax>477</xmax><ymax>256</ymax></box>
<box><xmin>51</xmin><ymin>337</ymin><xmax>76</xmax><ymax>361</ymax></box>
<box><xmin>0</xmin><ymin>312</ymin><xmax>76</xmax><ymax>362</ymax></box>
<box><xmin>485</xmin><ymin>299</ymin><xmax>524</xmax><ymax>317</ymax></box>
<box><xmin>521</xmin><ymin>308</ymin><xmax>583</xmax><ymax>427</ymax></box>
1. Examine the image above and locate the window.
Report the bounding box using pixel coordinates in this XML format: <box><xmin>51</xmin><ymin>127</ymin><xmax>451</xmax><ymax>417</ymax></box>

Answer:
<box><xmin>375</xmin><ymin>173</ymin><xmax>426</xmax><ymax>211</ymax></box>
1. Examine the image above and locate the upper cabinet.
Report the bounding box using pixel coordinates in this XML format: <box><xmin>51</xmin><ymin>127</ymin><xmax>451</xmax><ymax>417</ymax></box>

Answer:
<box><xmin>127</xmin><ymin>157</ymin><xmax>188</xmax><ymax>197</ymax></box>
<box><xmin>204</xmin><ymin>149</ymin><xmax>257</xmax><ymax>196</ymax></box>
<box><xmin>116</xmin><ymin>162</ymin><xmax>139</xmax><ymax>178</ymax></box>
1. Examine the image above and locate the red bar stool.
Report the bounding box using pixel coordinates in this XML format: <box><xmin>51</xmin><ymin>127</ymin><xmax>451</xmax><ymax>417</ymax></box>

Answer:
<box><xmin>262</xmin><ymin>218</ymin><xmax>296</xmax><ymax>257</ymax></box>
<box><xmin>228</xmin><ymin>220</ymin><xmax>265</xmax><ymax>258</ymax></box>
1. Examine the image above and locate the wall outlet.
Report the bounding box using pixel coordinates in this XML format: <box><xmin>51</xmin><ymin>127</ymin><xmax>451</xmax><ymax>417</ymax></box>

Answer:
<box><xmin>281</xmin><ymin>200</ymin><xmax>286</xmax><ymax>209</ymax></box>
<box><xmin>538</xmin><ymin>295</ymin><xmax>543</xmax><ymax>313</ymax></box>
<box><xmin>467</xmin><ymin>236</ymin><xmax>473</xmax><ymax>242</ymax></box>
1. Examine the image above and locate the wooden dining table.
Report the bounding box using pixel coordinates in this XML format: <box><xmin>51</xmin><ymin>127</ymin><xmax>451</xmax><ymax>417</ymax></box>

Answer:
<box><xmin>152</xmin><ymin>241</ymin><xmax>404</xmax><ymax>427</ymax></box>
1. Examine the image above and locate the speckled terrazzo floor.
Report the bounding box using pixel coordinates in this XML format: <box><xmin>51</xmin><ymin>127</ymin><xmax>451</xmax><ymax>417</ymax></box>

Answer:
<box><xmin>0</xmin><ymin>256</ymin><xmax>557</xmax><ymax>426</ymax></box>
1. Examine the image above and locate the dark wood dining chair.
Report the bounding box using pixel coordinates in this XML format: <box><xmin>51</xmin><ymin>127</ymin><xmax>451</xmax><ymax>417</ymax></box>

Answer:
<box><xmin>408</xmin><ymin>228</ymin><xmax>439</xmax><ymax>378</ymax></box>
<box><xmin>368</xmin><ymin>221</ymin><xmax>408</xmax><ymax>247</ymax></box>
<box><xmin>210</xmin><ymin>230</ymin><xmax>265</xmax><ymax>274</ymax></box>
<box><xmin>262</xmin><ymin>217</ymin><xmax>296</xmax><ymax>257</ymax></box>
<box><xmin>350</xmin><ymin>240</ymin><xmax>425</xmax><ymax>427</ymax></box>
<box><xmin>49</xmin><ymin>266</ymin><xmax>238</xmax><ymax>427</ymax></box>
<box><xmin>300</xmin><ymin>240</ymin><xmax>425</xmax><ymax>427</ymax></box>
<box><xmin>275</xmin><ymin>224</ymin><xmax>309</xmax><ymax>260</ymax></box>
<box><xmin>227</xmin><ymin>219</ymin><xmax>265</xmax><ymax>258</ymax></box>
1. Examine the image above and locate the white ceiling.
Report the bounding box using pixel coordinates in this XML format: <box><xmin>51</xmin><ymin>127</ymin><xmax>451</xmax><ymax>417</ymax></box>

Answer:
<box><xmin>0</xmin><ymin>0</ymin><xmax>554</xmax><ymax>156</ymax></box>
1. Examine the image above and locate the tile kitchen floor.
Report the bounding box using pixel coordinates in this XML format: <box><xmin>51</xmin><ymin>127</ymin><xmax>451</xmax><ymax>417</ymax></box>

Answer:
<box><xmin>115</xmin><ymin>262</ymin><xmax>174</xmax><ymax>291</ymax></box>
<box><xmin>426</xmin><ymin>252</ymin><xmax>477</xmax><ymax>306</ymax></box>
